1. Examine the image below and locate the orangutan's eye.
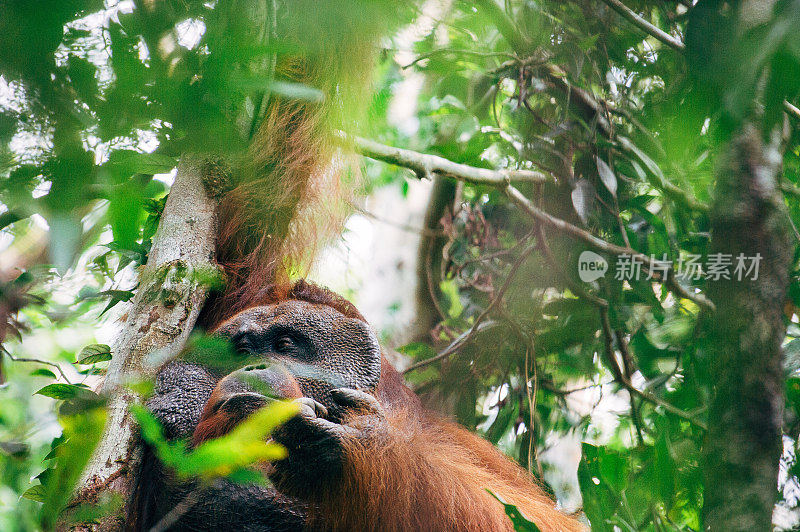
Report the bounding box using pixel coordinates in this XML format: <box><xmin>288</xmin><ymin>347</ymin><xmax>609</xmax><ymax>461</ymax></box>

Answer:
<box><xmin>232</xmin><ymin>332</ymin><xmax>256</xmax><ymax>356</ymax></box>
<box><xmin>235</xmin><ymin>341</ymin><xmax>253</xmax><ymax>356</ymax></box>
<box><xmin>273</xmin><ymin>335</ymin><xmax>295</xmax><ymax>354</ymax></box>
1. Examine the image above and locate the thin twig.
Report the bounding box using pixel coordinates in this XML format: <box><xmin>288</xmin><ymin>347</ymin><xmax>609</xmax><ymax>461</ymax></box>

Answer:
<box><xmin>598</xmin><ymin>307</ymin><xmax>707</xmax><ymax>430</ymax></box>
<box><xmin>536</xmin><ymin>64</ymin><xmax>709</xmax><ymax>212</ymax></box>
<box><xmin>540</xmin><ymin>379</ymin><xmax>615</xmax><ymax>395</ymax></box>
<box><xmin>534</xmin><ymin>225</ymin><xmax>609</xmax><ymax>308</ymax></box>
<box><xmin>350</xmin><ymin>202</ymin><xmax>443</xmax><ymax>237</ymax></box>
<box><xmin>148</xmin><ymin>487</ymin><xmax>202</xmax><ymax>532</ymax></box>
<box><xmin>616</xmin><ymin>328</ymin><xmax>645</xmax><ymax>443</ymax></box>
<box><xmin>782</xmin><ymin>181</ymin><xmax>800</xmax><ymax>198</ymax></box>
<box><xmin>402</xmin><ymin>48</ymin><xmax>515</xmax><ymax>69</ymax></box>
<box><xmin>539</xmin><ymin>63</ymin><xmax>613</xmax><ymax>137</ymax></box>
<box><xmin>404</xmin><ymin>242</ymin><xmax>537</xmax><ymax>374</ymax></box>
<box><xmin>2</xmin><ymin>346</ymin><xmax>72</xmax><ymax>384</ymax></box>
<box><xmin>596</xmin><ymin>1</ymin><xmax>800</xmax><ymax>126</ymax></box>
<box><xmin>473</xmin><ymin>0</ymin><xmax>530</xmax><ymax>54</ymax></box>
<box><xmin>508</xmin><ymin>187</ymin><xmax>714</xmax><ymax>310</ymax></box>
<box><xmin>482</xmin><ymin>0</ymin><xmax>708</xmax><ymax>214</ymax></box>
<box><xmin>403</xmin><ymin>320</ymin><xmax>500</xmax><ymax>374</ymax></box>
<box><xmin>524</xmin><ymin>344</ymin><xmax>543</xmax><ymax>477</ymax></box>
<box><xmin>616</xmin><ymin>136</ymin><xmax>709</xmax><ymax>212</ymax></box>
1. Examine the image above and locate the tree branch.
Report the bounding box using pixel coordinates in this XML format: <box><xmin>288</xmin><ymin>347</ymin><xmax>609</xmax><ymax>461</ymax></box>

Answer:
<box><xmin>781</xmin><ymin>180</ymin><xmax>800</xmax><ymax>198</ymax></box>
<box><xmin>536</xmin><ymin>64</ymin><xmax>712</xmax><ymax>212</ymax></box>
<box><xmin>592</xmin><ymin>2</ymin><xmax>800</xmax><ymax>126</ymax></box>
<box><xmin>346</xmin><ymin>135</ymin><xmax>715</xmax><ymax>311</ymax></box>
<box><xmin>534</xmin><ymin>225</ymin><xmax>704</xmax><ymax>431</ymax></box>
<box><xmin>511</xmin><ymin>184</ymin><xmax>712</xmax><ymax>308</ymax></box>
<box><xmin>402</xmin><ymin>48</ymin><xmax>515</xmax><ymax>70</ymax></box>
<box><xmin>402</xmin><ymin>320</ymin><xmax>500</xmax><ymax>374</ymax></box>
<box><xmin>488</xmin><ymin>14</ymin><xmax>709</xmax><ymax>213</ymax></box>
<box><xmin>541</xmin><ymin>63</ymin><xmax>614</xmax><ymax>137</ymax></box>
<box><xmin>343</xmin><ymin>134</ymin><xmax>552</xmax><ymax>184</ymax></box>
<box><xmin>616</xmin><ymin>136</ymin><xmax>710</xmax><ymax>212</ymax></box>
<box><xmin>599</xmin><ymin>0</ymin><xmax>685</xmax><ymax>51</ymax></box>
<box><xmin>785</xmin><ymin>101</ymin><xmax>800</xmax><ymax>121</ymax></box>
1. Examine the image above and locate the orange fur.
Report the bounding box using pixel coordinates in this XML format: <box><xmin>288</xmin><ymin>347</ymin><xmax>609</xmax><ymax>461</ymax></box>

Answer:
<box><xmin>197</xmin><ymin>282</ymin><xmax>583</xmax><ymax>530</ymax></box>
<box><xmin>311</xmin><ymin>409</ymin><xmax>585</xmax><ymax>532</ymax></box>
<box><xmin>207</xmin><ymin>76</ymin><xmax>339</xmax><ymax>328</ymax></box>
<box><xmin>191</xmin><ymin>4</ymin><xmax>580</xmax><ymax>527</ymax></box>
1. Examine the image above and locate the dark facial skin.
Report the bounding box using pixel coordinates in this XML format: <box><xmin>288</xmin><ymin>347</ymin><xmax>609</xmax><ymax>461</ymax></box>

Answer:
<box><xmin>210</xmin><ymin>299</ymin><xmax>383</xmax><ymax>418</ymax></box>
<box><xmin>138</xmin><ymin>298</ymin><xmax>386</xmax><ymax>530</ymax></box>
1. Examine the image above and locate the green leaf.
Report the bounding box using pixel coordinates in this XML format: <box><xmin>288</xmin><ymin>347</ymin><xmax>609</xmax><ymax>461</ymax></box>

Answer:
<box><xmin>30</xmin><ymin>368</ymin><xmax>57</xmax><ymax>379</ymax></box>
<box><xmin>653</xmin><ymin>431</ymin><xmax>676</xmax><ymax>506</ymax></box>
<box><xmin>39</xmin><ymin>405</ymin><xmax>107</xmax><ymax>529</ymax></box>
<box><xmin>47</xmin><ymin>212</ymin><xmax>82</xmax><ymax>274</ymax></box>
<box><xmin>571</xmin><ymin>179</ymin><xmax>594</xmax><ymax>224</ymax></box>
<box><xmin>35</xmin><ymin>384</ymin><xmax>91</xmax><ymax>400</ymax></box>
<box><xmin>0</xmin><ymin>210</ymin><xmax>22</xmax><ymax>230</ymax></box>
<box><xmin>578</xmin><ymin>443</ymin><xmax>621</xmax><ymax>532</ymax></box>
<box><xmin>486</xmin><ymin>490</ymin><xmax>542</xmax><ymax>532</ymax></box>
<box><xmin>66</xmin><ymin>55</ymin><xmax>98</xmax><ymax>102</ymax></box>
<box><xmin>439</xmin><ymin>279</ymin><xmax>463</xmax><ymax>318</ymax></box>
<box><xmin>182</xmin><ymin>439</ymin><xmax>288</xmax><ymax>480</ymax></box>
<box><xmin>106</xmin><ymin>151</ymin><xmax>177</xmax><ymax>177</ymax></box>
<box><xmin>77</xmin><ymin>344</ymin><xmax>112</xmax><ymax>365</ymax></box>
<box><xmin>133</xmin><ymin>399</ymin><xmax>299</xmax><ymax>482</ymax></box>
<box><xmin>99</xmin><ymin>289</ymin><xmax>135</xmax><ymax>316</ymax></box>
<box><xmin>785</xmin><ymin>339</ymin><xmax>800</xmax><ymax>375</ymax></box>
<box><xmin>22</xmin><ymin>484</ymin><xmax>46</xmax><ymax>503</ymax></box>
<box><xmin>142</xmin><ymin>196</ymin><xmax>167</xmax><ymax>216</ymax></box>
<box><xmin>397</xmin><ymin>342</ymin><xmax>437</xmax><ymax>360</ymax></box>
<box><xmin>619</xmin><ymin>136</ymin><xmax>664</xmax><ymax>181</ymax></box>
<box><xmin>786</xmin><ymin>377</ymin><xmax>800</xmax><ymax>415</ymax></box>
<box><xmin>109</xmin><ymin>184</ymin><xmax>144</xmax><ymax>249</ymax></box>
<box><xmin>596</xmin><ymin>157</ymin><xmax>617</xmax><ymax>198</ymax></box>
<box><xmin>222</xmin><ymin>400</ymin><xmax>300</xmax><ymax>443</ymax></box>
<box><xmin>485</xmin><ymin>401</ymin><xmax>519</xmax><ymax>445</ymax></box>
<box><xmin>230</xmin><ymin>76</ymin><xmax>325</xmax><ymax>102</ymax></box>
<box><xmin>578</xmin><ymin>34</ymin><xmax>600</xmax><ymax>51</ymax></box>
<box><xmin>44</xmin><ymin>437</ymin><xmax>66</xmax><ymax>461</ymax></box>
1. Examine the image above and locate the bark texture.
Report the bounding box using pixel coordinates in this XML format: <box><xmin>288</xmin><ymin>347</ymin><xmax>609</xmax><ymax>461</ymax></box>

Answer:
<box><xmin>703</xmin><ymin>125</ymin><xmax>793</xmax><ymax>531</ymax></box>
<box><xmin>70</xmin><ymin>155</ymin><xmax>218</xmax><ymax>530</ymax></box>
<box><xmin>412</xmin><ymin>176</ymin><xmax>456</xmax><ymax>342</ymax></box>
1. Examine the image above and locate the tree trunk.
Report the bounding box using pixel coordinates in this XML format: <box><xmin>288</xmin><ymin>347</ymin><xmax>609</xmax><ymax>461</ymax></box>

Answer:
<box><xmin>412</xmin><ymin>176</ymin><xmax>456</xmax><ymax>342</ymax></box>
<box><xmin>70</xmin><ymin>155</ymin><xmax>218</xmax><ymax>530</ymax></box>
<box><xmin>68</xmin><ymin>2</ymin><xmax>271</xmax><ymax>526</ymax></box>
<box><xmin>703</xmin><ymin>125</ymin><xmax>793</xmax><ymax>530</ymax></box>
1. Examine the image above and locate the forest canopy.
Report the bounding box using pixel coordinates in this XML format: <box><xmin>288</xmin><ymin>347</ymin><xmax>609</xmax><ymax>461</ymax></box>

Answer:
<box><xmin>1</xmin><ymin>0</ymin><xmax>800</xmax><ymax>530</ymax></box>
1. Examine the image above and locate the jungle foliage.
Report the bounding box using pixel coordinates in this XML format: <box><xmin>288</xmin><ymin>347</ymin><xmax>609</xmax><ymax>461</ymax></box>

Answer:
<box><xmin>1</xmin><ymin>1</ymin><xmax>800</xmax><ymax>530</ymax></box>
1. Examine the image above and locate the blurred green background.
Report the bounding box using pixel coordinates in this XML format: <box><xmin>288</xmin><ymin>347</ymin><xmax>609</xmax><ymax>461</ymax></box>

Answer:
<box><xmin>1</xmin><ymin>1</ymin><xmax>800</xmax><ymax>530</ymax></box>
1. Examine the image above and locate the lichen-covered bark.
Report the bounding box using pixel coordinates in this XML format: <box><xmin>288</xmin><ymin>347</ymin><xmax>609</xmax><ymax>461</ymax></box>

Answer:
<box><xmin>70</xmin><ymin>155</ymin><xmax>218</xmax><ymax>530</ymax></box>
<box><xmin>703</xmin><ymin>125</ymin><xmax>793</xmax><ymax>531</ymax></box>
